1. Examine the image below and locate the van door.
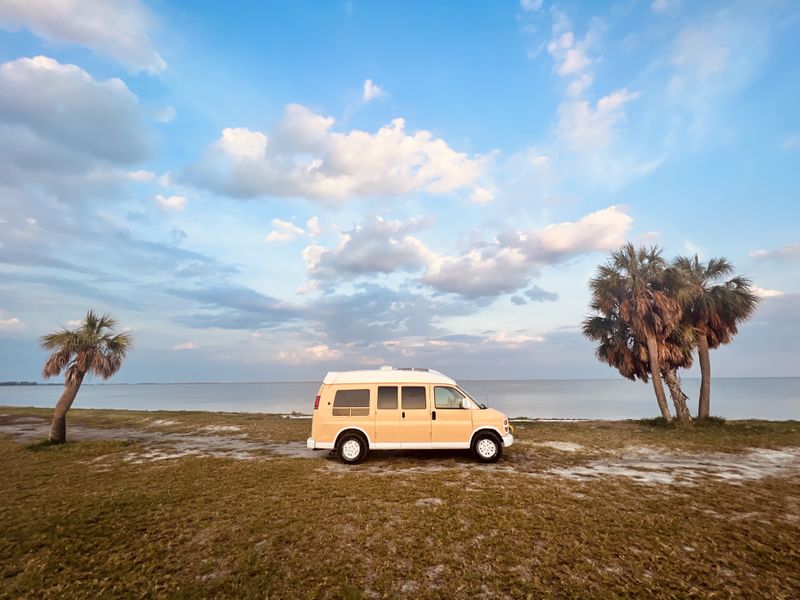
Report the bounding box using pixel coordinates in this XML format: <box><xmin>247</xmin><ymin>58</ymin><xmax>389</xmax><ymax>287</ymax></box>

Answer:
<box><xmin>431</xmin><ymin>386</ymin><xmax>473</xmax><ymax>445</ymax></box>
<box><xmin>399</xmin><ymin>385</ymin><xmax>431</xmax><ymax>447</ymax></box>
<box><xmin>373</xmin><ymin>385</ymin><xmax>401</xmax><ymax>444</ymax></box>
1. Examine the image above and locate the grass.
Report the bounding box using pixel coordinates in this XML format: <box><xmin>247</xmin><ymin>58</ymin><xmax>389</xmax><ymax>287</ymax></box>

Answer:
<box><xmin>1</xmin><ymin>407</ymin><xmax>799</xmax><ymax>598</ymax></box>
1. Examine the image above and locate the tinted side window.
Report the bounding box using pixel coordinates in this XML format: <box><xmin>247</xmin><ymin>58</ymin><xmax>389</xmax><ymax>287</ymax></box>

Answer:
<box><xmin>435</xmin><ymin>386</ymin><xmax>465</xmax><ymax>409</ymax></box>
<box><xmin>334</xmin><ymin>389</ymin><xmax>370</xmax><ymax>407</ymax></box>
<box><xmin>402</xmin><ymin>386</ymin><xmax>426</xmax><ymax>410</ymax></box>
<box><xmin>378</xmin><ymin>386</ymin><xmax>398</xmax><ymax>409</ymax></box>
<box><xmin>333</xmin><ymin>389</ymin><xmax>370</xmax><ymax>417</ymax></box>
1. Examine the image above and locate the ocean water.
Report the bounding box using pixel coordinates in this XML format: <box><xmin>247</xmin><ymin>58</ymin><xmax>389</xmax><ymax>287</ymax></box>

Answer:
<box><xmin>1</xmin><ymin>378</ymin><xmax>798</xmax><ymax>420</ymax></box>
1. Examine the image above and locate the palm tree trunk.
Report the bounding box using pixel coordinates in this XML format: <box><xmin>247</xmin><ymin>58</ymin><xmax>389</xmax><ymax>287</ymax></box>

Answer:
<box><xmin>664</xmin><ymin>369</ymin><xmax>692</xmax><ymax>423</ymax></box>
<box><xmin>49</xmin><ymin>371</ymin><xmax>85</xmax><ymax>444</ymax></box>
<box><xmin>645</xmin><ymin>333</ymin><xmax>672</xmax><ymax>423</ymax></box>
<box><xmin>697</xmin><ymin>334</ymin><xmax>711</xmax><ymax>419</ymax></box>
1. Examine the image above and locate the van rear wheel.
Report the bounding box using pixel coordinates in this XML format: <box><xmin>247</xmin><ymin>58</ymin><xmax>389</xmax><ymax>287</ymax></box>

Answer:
<box><xmin>472</xmin><ymin>432</ymin><xmax>502</xmax><ymax>463</ymax></box>
<box><xmin>337</xmin><ymin>433</ymin><xmax>367</xmax><ymax>464</ymax></box>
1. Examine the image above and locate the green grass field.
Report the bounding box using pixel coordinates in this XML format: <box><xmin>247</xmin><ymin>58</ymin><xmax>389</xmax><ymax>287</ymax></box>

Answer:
<box><xmin>1</xmin><ymin>407</ymin><xmax>799</xmax><ymax>598</ymax></box>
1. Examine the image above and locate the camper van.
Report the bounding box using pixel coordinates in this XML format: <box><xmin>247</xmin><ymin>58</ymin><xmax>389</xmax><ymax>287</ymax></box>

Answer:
<box><xmin>306</xmin><ymin>367</ymin><xmax>513</xmax><ymax>464</ymax></box>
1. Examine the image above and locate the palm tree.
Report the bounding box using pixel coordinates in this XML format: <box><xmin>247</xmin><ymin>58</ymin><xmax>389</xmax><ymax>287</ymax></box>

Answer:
<box><xmin>672</xmin><ymin>256</ymin><xmax>759</xmax><ymax>419</ymax></box>
<box><xmin>583</xmin><ymin>311</ymin><xmax>694</xmax><ymax>423</ymax></box>
<box><xmin>41</xmin><ymin>310</ymin><xmax>133</xmax><ymax>443</ymax></box>
<box><xmin>586</xmin><ymin>244</ymin><xmax>685</xmax><ymax>422</ymax></box>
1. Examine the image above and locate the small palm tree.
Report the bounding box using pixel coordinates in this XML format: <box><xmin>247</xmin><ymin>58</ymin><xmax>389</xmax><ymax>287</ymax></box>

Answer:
<box><xmin>41</xmin><ymin>310</ymin><xmax>133</xmax><ymax>443</ymax></box>
<box><xmin>672</xmin><ymin>256</ymin><xmax>759</xmax><ymax>419</ymax></box>
<box><xmin>586</xmin><ymin>244</ymin><xmax>685</xmax><ymax>422</ymax></box>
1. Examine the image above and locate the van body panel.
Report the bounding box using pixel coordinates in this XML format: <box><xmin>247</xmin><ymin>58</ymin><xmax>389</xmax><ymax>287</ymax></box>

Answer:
<box><xmin>306</xmin><ymin>369</ymin><xmax>514</xmax><ymax>455</ymax></box>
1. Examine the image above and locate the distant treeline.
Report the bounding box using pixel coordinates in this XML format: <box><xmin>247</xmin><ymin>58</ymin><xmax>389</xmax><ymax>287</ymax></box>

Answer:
<box><xmin>0</xmin><ymin>381</ymin><xmax>38</xmax><ymax>386</ymax></box>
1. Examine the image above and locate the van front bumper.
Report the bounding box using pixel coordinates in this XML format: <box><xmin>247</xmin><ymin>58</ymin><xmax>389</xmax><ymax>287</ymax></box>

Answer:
<box><xmin>306</xmin><ymin>437</ymin><xmax>316</xmax><ymax>449</ymax></box>
<box><xmin>502</xmin><ymin>433</ymin><xmax>514</xmax><ymax>448</ymax></box>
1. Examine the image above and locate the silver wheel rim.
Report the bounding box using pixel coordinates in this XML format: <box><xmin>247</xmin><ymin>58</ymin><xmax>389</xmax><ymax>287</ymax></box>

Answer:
<box><xmin>342</xmin><ymin>439</ymin><xmax>361</xmax><ymax>460</ymax></box>
<box><xmin>477</xmin><ymin>438</ymin><xmax>497</xmax><ymax>459</ymax></box>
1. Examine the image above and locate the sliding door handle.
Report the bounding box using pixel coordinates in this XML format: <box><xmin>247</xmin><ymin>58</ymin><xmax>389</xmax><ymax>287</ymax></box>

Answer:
<box><xmin>432</xmin><ymin>411</ymin><xmax>436</xmax><ymax>420</ymax></box>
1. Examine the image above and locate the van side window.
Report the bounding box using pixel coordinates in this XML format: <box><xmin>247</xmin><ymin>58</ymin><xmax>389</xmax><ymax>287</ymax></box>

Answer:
<box><xmin>378</xmin><ymin>386</ymin><xmax>398</xmax><ymax>409</ymax></box>
<box><xmin>333</xmin><ymin>389</ymin><xmax>370</xmax><ymax>417</ymax></box>
<box><xmin>434</xmin><ymin>386</ymin><xmax>465</xmax><ymax>409</ymax></box>
<box><xmin>402</xmin><ymin>386</ymin><xmax>426</xmax><ymax>410</ymax></box>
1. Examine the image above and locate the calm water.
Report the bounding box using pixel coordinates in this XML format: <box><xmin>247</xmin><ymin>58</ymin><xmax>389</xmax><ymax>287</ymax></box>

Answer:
<box><xmin>1</xmin><ymin>378</ymin><xmax>797</xmax><ymax>420</ymax></box>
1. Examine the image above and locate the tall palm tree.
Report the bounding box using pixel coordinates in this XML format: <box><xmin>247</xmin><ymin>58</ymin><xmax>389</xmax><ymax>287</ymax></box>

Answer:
<box><xmin>672</xmin><ymin>256</ymin><xmax>759</xmax><ymax>419</ymax></box>
<box><xmin>586</xmin><ymin>244</ymin><xmax>685</xmax><ymax>422</ymax></box>
<box><xmin>41</xmin><ymin>310</ymin><xmax>133</xmax><ymax>443</ymax></box>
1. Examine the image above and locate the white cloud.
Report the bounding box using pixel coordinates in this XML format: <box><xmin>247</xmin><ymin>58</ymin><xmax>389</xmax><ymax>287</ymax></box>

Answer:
<box><xmin>155</xmin><ymin>194</ymin><xmax>187</xmax><ymax>211</ymax></box>
<box><xmin>172</xmin><ymin>341</ymin><xmax>198</xmax><ymax>351</ymax></box>
<box><xmin>752</xmin><ymin>286</ymin><xmax>784</xmax><ymax>299</ymax></box>
<box><xmin>749</xmin><ymin>243</ymin><xmax>800</xmax><ymax>261</ymax></box>
<box><xmin>0</xmin><ymin>0</ymin><xmax>166</xmax><ymax>74</ymax></box>
<box><xmin>423</xmin><ymin>205</ymin><xmax>633</xmax><ymax>297</ymax></box>
<box><xmin>0</xmin><ymin>309</ymin><xmax>23</xmax><ymax>330</ymax></box>
<box><xmin>305</xmin><ymin>216</ymin><xmax>431</xmax><ymax>281</ymax></box>
<box><xmin>470</xmin><ymin>186</ymin><xmax>494</xmax><ymax>204</ymax></box>
<box><xmin>278</xmin><ymin>343</ymin><xmax>341</xmax><ymax>364</ymax></box>
<box><xmin>266</xmin><ymin>218</ymin><xmax>304</xmax><ymax>242</ymax></box>
<box><xmin>187</xmin><ymin>103</ymin><xmax>487</xmax><ymax>203</ymax></box>
<box><xmin>127</xmin><ymin>169</ymin><xmax>157</xmax><ymax>182</ymax></box>
<box><xmin>520</xmin><ymin>0</ymin><xmax>543</xmax><ymax>12</ymax></box>
<box><xmin>217</xmin><ymin>127</ymin><xmax>267</xmax><ymax>160</ymax></box>
<box><xmin>306</xmin><ymin>216</ymin><xmax>322</xmax><ymax>237</ymax></box>
<box><xmin>0</xmin><ymin>55</ymin><xmax>153</xmax><ymax>167</ymax></box>
<box><xmin>156</xmin><ymin>105</ymin><xmax>176</xmax><ymax>123</ymax></box>
<box><xmin>362</xmin><ymin>78</ymin><xmax>387</xmax><ymax>102</ymax></box>
<box><xmin>556</xmin><ymin>89</ymin><xmax>641</xmax><ymax>151</ymax></box>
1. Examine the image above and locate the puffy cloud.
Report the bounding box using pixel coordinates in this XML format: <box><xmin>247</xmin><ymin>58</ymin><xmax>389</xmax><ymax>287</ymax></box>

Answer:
<box><xmin>186</xmin><ymin>103</ymin><xmax>487</xmax><ymax>203</ymax></box>
<box><xmin>0</xmin><ymin>0</ymin><xmax>166</xmax><ymax>74</ymax></box>
<box><xmin>155</xmin><ymin>194</ymin><xmax>187</xmax><ymax>212</ymax></box>
<box><xmin>556</xmin><ymin>89</ymin><xmax>640</xmax><ymax>151</ymax></box>
<box><xmin>172</xmin><ymin>341</ymin><xmax>198</xmax><ymax>351</ymax></box>
<box><xmin>217</xmin><ymin>127</ymin><xmax>267</xmax><ymax>160</ymax></box>
<box><xmin>751</xmin><ymin>286</ymin><xmax>784</xmax><ymax>299</ymax></box>
<box><xmin>0</xmin><ymin>55</ymin><xmax>153</xmax><ymax>189</ymax></box>
<box><xmin>520</xmin><ymin>0</ymin><xmax>543</xmax><ymax>11</ymax></box>
<box><xmin>362</xmin><ymin>78</ymin><xmax>386</xmax><ymax>102</ymax></box>
<box><xmin>266</xmin><ymin>218</ymin><xmax>304</xmax><ymax>242</ymax></box>
<box><xmin>278</xmin><ymin>343</ymin><xmax>341</xmax><ymax>364</ymax></box>
<box><xmin>423</xmin><ymin>205</ymin><xmax>632</xmax><ymax>297</ymax></box>
<box><xmin>0</xmin><ymin>309</ymin><xmax>23</xmax><ymax>330</ymax></box>
<box><xmin>306</xmin><ymin>216</ymin><xmax>322</xmax><ymax>237</ymax></box>
<box><xmin>749</xmin><ymin>243</ymin><xmax>800</xmax><ymax>261</ymax></box>
<box><xmin>305</xmin><ymin>216</ymin><xmax>431</xmax><ymax>281</ymax></box>
<box><xmin>470</xmin><ymin>186</ymin><xmax>494</xmax><ymax>204</ymax></box>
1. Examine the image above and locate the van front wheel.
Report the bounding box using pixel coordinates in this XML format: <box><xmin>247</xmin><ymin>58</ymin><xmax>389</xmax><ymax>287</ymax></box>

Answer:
<box><xmin>337</xmin><ymin>433</ymin><xmax>367</xmax><ymax>464</ymax></box>
<box><xmin>472</xmin><ymin>432</ymin><xmax>502</xmax><ymax>463</ymax></box>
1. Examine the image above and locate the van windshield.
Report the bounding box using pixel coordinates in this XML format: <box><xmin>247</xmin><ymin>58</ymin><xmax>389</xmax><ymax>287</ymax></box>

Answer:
<box><xmin>457</xmin><ymin>387</ymin><xmax>486</xmax><ymax>409</ymax></box>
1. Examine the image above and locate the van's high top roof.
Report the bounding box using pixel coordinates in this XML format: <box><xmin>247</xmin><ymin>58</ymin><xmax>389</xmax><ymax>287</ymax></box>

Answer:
<box><xmin>322</xmin><ymin>367</ymin><xmax>456</xmax><ymax>386</ymax></box>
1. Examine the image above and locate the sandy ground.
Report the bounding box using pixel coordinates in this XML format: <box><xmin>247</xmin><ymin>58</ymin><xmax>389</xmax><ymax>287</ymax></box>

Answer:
<box><xmin>3</xmin><ymin>414</ymin><xmax>799</xmax><ymax>486</ymax></box>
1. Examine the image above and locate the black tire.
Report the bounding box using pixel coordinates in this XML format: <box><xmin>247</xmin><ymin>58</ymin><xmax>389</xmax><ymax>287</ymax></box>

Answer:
<box><xmin>337</xmin><ymin>432</ymin><xmax>368</xmax><ymax>464</ymax></box>
<box><xmin>471</xmin><ymin>431</ymin><xmax>502</xmax><ymax>463</ymax></box>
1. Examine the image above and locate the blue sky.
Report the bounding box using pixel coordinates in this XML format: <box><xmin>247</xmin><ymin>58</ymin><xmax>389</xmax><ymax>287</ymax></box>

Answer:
<box><xmin>0</xmin><ymin>0</ymin><xmax>798</xmax><ymax>383</ymax></box>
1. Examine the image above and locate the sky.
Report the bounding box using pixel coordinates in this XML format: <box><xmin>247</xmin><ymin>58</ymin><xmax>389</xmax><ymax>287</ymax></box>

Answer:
<box><xmin>0</xmin><ymin>0</ymin><xmax>798</xmax><ymax>384</ymax></box>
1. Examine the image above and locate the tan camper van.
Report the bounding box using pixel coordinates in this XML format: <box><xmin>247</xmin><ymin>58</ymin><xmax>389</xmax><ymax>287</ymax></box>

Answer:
<box><xmin>306</xmin><ymin>367</ymin><xmax>513</xmax><ymax>464</ymax></box>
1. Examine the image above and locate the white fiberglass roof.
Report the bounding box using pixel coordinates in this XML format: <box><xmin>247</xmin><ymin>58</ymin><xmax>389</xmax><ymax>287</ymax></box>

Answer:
<box><xmin>322</xmin><ymin>367</ymin><xmax>456</xmax><ymax>386</ymax></box>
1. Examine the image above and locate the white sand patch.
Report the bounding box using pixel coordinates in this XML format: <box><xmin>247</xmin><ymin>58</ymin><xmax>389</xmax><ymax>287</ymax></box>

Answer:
<box><xmin>198</xmin><ymin>425</ymin><xmax>242</xmax><ymax>433</ymax></box>
<box><xmin>149</xmin><ymin>419</ymin><xmax>179</xmax><ymax>426</ymax></box>
<box><xmin>416</xmin><ymin>497</ymin><xmax>443</xmax><ymax>507</ymax></box>
<box><xmin>549</xmin><ymin>447</ymin><xmax>800</xmax><ymax>485</ymax></box>
<box><xmin>532</xmin><ymin>441</ymin><xmax>585</xmax><ymax>452</ymax></box>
